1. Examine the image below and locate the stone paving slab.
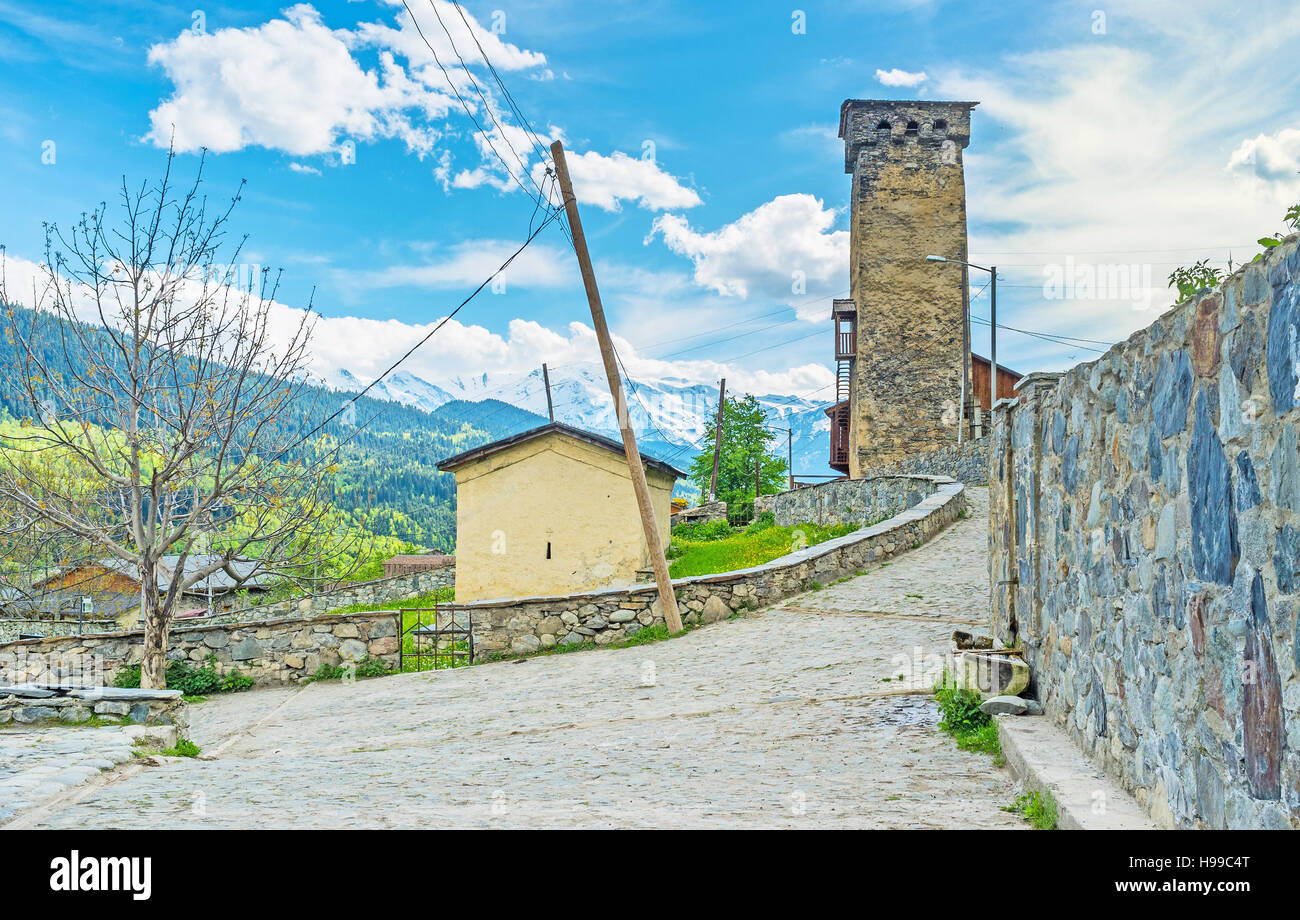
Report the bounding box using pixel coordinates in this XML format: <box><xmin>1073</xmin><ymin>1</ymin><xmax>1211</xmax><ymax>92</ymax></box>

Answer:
<box><xmin>0</xmin><ymin>726</ymin><xmax>140</xmax><ymax>824</ymax></box>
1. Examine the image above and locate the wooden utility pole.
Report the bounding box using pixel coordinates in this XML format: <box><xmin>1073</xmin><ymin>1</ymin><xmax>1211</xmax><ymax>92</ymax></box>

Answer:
<box><xmin>755</xmin><ymin>454</ymin><xmax>761</xmax><ymax>501</ymax></box>
<box><xmin>542</xmin><ymin>363</ymin><xmax>555</xmax><ymax>422</ymax></box>
<box><xmin>786</xmin><ymin>428</ymin><xmax>793</xmax><ymax>491</ymax></box>
<box><xmin>708</xmin><ymin>378</ymin><xmax>725</xmax><ymax>502</ymax></box>
<box><xmin>550</xmin><ymin>140</ymin><xmax>683</xmax><ymax>635</ymax></box>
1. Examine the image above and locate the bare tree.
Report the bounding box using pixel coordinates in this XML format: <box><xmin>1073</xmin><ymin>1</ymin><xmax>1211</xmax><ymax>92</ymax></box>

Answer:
<box><xmin>0</xmin><ymin>150</ymin><xmax>353</xmax><ymax>688</ymax></box>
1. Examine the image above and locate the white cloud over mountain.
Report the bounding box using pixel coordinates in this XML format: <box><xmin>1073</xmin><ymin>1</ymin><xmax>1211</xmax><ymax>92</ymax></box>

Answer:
<box><xmin>0</xmin><ymin>250</ymin><xmax>829</xmax><ymax>402</ymax></box>
<box><xmin>646</xmin><ymin>194</ymin><xmax>848</xmax><ymax>320</ymax></box>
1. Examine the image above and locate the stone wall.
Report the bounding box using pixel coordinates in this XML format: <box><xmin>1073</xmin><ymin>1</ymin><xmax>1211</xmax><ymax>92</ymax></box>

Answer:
<box><xmin>754</xmin><ymin>475</ymin><xmax>941</xmax><ymax>527</ymax></box>
<box><xmin>0</xmin><ymin>567</ymin><xmax>453</xmax><ymax>644</ymax></box>
<box><xmin>181</xmin><ymin>566</ymin><xmax>452</xmax><ymax>625</ymax></box>
<box><xmin>0</xmin><ymin>618</ymin><xmax>121</xmax><ymax>644</ymax></box>
<box><xmin>0</xmin><ymin>610</ymin><xmax>403</xmax><ymax>688</ymax></box>
<box><xmin>989</xmin><ymin>236</ymin><xmax>1300</xmax><ymax>829</ymax></box>
<box><xmin>858</xmin><ymin>437</ymin><xmax>990</xmax><ymax>485</ymax></box>
<box><xmin>0</xmin><ymin>688</ymin><xmax>186</xmax><ymax>730</ymax></box>
<box><xmin>671</xmin><ymin>501</ymin><xmax>727</xmax><ymax>528</ymax></box>
<box><xmin>466</xmin><ymin>478</ymin><xmax>965</xmax><ymax>658</ymax></box>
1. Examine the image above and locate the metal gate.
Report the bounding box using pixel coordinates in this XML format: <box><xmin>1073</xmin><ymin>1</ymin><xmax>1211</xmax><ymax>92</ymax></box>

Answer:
<box><xmin>398</xmin><ymin>603</ymin><xmax>474</xmax><ymax>672</ymax></box>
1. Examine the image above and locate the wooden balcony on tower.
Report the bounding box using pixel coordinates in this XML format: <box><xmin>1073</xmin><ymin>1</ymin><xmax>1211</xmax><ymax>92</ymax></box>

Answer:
<box><xmin>826</xmin><ymin>400</ymin><xmax>850</xmax><ymax>473</ymax></box>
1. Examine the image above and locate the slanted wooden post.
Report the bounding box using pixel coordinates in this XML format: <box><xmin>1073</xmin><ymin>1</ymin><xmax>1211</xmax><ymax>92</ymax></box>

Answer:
<box><xmin>550</xmin><ymin>140</ymin><xmax>683</xmax><ymax>635</ymax></box>
<box><xmin>542</xmin><ymin>363</ymin><xmax>555</xmax><ymax>422</ymax></box>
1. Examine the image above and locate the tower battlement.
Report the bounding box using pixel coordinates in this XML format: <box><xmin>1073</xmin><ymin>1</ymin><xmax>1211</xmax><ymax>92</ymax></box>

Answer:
<box><xmin>838</xmin><ymin>99</ymin><xmax>977</xmax><ymax>174</ymax></box>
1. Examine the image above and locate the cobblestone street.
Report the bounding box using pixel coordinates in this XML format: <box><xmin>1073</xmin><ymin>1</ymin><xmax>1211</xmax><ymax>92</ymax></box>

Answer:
<box><xmin>7</xmin><ymin>487</ymin><xmax>1022</xmax><ymax>829</ymax></box>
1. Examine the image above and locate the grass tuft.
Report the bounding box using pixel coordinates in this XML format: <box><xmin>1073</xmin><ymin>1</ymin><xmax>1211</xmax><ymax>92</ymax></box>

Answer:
<box><xmin>934</xmin><ymin>673</ymin><xmax>1004</xmax><ymax>766</ymax></box>
<box><xmin>1002</xmin><ymin>789</ymin><xmax>1058</xmax><ymax>830</ymax></box>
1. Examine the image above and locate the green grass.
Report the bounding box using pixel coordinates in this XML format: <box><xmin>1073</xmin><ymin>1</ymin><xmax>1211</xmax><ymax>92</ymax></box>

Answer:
<box><xmin>1002</xmin><ymin>789</ymin><xmax>1058</xmax><ymax>829</ymax></box>
<box><xmin>330</xmin><ymin>586</ymin><xmax>455</xmax><ymax>617</ymax></box>
<box><xmin>159</xmin><ymin>738</ymin><xmax>201</xmax><ymax>758</ymax></box>
<box><xmin>667</xmin><ymin>519</ymin><xmax>861</xmax><ymax>577</ymax></box>
<box><xmin>934</xmin><ymin>676</ymin><xmax>1004</xmax><ymax>766</ymax></box>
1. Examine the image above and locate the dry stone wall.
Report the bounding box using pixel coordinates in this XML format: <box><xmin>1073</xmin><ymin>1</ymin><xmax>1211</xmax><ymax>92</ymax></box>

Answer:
<box><xmin>858</xmin><ymin>437</ymin><xmax>990</xmax><ymax>485</ymax></box>
<box><xmin>754</xmin><ymin>475</ymin><xmax>941</xmax><ymax>527</ymax></box>
<box><xmin>207</xmin><ymin>566</ymin><xmax>454</xmax><ymax>624</ymax></box>
<box><xmin>0</xmin><ymin>610</ymin><xmax>402</xmax><ymax>688</ymax></box>
<box><xmin>989</xmin><ymin>236</ymin><xmax>1300</xmax><ymax>829</ymax></box>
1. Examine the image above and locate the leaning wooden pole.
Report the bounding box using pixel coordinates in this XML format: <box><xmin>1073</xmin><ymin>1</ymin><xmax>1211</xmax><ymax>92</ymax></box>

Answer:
<box><xmin>542</xmin><ymin>362</ymin><xmax>555</xmax><ymax>422</ymax></box>
<box><xmin>550</xmin><ymin>140</ymin><xmax>683</xmax><ymax>635</ymax></box>
<box><xmin>708</xmin><ymin>378</ymin><xmax>725</xmax><ymax>502</ymax></box>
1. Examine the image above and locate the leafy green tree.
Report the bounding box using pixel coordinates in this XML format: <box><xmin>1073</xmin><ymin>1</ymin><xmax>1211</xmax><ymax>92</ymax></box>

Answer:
<box><xmin>687</xmin><ymin>394</ymin><xmax>787</xmax><ymax>522</ymax></box>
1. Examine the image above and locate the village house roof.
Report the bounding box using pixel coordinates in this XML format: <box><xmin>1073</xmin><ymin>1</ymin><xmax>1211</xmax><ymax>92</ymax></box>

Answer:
<box><xmin>383</xmin><ymin>554</ymin><xmax>454</xmax><ymax>568</ymax></box>
<box><xmin>436</xmin><ymin>422</ymin><xmax>686</xmax><ymax>479</ymax></box>
<box><xmin>970</xmin><ymin>352</ymin><xmax>1024</xmax><ymax>379</ymax></box>
<box><xmin>34</xmin><ymin>555</ymin><xmax>275</xmax><ymax>594</ymax></box>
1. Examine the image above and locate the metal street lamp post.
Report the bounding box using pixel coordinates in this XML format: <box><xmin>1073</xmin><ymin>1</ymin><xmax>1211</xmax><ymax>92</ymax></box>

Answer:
<box><xmin>926</xmin><ymin>254</ymin><xmax>998</xmax><ymax>428</ymax></box>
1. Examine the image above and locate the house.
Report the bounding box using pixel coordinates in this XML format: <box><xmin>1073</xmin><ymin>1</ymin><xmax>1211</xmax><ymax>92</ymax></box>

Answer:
<box><xmin>381</xmin><ymin>554</ymin><xmax>454</xmax><ymax>578</ymax></box>
<box><xmin>32</xmin><ymin>554</ymin><xmax>275</xmax><ymax>626</ymax></box>
<box><xmin>436</xmin><ymin>422</ymin><xmax>683</xmax><ymax>602</ymax></box>
<box><xmin>970</xmin><ymin>353</ymin><xmax>1023</xmax><ymax>412</ymax></box>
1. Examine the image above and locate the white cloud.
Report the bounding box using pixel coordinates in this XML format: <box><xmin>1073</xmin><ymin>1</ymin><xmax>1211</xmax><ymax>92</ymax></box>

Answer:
<box><xmin>288</xmin><ymin>162</ymin><xmax>322</xmax><ymax>176</ymax></box>
<box><xmin>1228</xmin><ymin>128</ymin><xmax>1300</xmax><ymax>193</ymax></box>
<box><xmin>925</xmin><ymin>0</ymin><xmax>1300</xmax><ymax>362</ymax></box>
<box><xmin>298</xmin><ymin>311</ymin><xmax>829</xmax><ymax>399</ymax></box>
<box><xmin>876</xmin><ymin>68</ymin><xmax>928</xmax><ymax>87</ymax></box>
<box><xmin>339</xmin><ymin>239</ymin><xmax>574</xmax><ymax>291</ymax></box>
<box><xmin>0</xmin><ymin>248</ymin><xmax>828</xmax><ymax>400</ymax></box>
<box><xmin>352</xmin><ymin>0</ymin><xmax>546</xmax><ymax>73</ymax></box>
<box><xmin>145</xmin><ymin>4</ymin><xmax>456</xmax><ymax>156</ymax></box>
<box><xmin>646</xmin><ymin>194</ymin><xmax>848</xmax><ymax>319</ymax></box>
<box><xmin>143</xmin><ymin>3</ymin><xmax>699</xmax><ymax>214</ymax></box>
<box><xmin>535</xmin><ymin>149</ymin><xmax>702</xmax><ymax>212</ymax></box>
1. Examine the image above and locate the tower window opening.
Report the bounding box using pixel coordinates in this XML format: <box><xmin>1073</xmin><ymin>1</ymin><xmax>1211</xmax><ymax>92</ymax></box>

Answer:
<box><xmin>905</xmin><ymin>120</ymin><xmax>919</xmax><ymax>135</ymax></box>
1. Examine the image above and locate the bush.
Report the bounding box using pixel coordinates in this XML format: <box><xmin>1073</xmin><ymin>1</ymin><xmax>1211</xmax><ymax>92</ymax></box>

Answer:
<box><xmin>670</xmin><ymin>518</ymin><xmax>734</xmax><ymax>543</ymax></box>
<box><xmin>304</xmin><ymin>655</ymin><xmax>392</xmax><ymax>683</ymax></box>
<box><xmin>744</xmin><ymin>511</ymin><xmax>775</xmax><ymax>533</ymax></box>
<box><xmin>935</xmin><ymin>683</ymin><xmax>989</xmax><ymax>735</ymax></box>
<box><xmin>113</xmin><ymin>657</ymin><xmax>252</xmax><ymax>695</ymax></box>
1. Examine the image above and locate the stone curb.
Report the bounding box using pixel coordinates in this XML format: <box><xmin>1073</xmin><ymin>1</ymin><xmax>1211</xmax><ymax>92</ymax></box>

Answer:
<box><xmin>997</xmin><ymin>714</ymin><xmax>1158</xmax><ymax>830</ymax></box>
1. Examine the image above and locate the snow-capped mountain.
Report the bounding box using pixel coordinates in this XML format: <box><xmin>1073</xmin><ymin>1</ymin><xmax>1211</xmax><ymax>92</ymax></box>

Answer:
<box><xmin>334</xmin><ymin>369</ymin><xmax>457</xmax><ymax>411</ymax></box>
<box><xmin>335</xmin><ymin>365</ymin><xmax>836</xmax><ymax>476</ymax></box>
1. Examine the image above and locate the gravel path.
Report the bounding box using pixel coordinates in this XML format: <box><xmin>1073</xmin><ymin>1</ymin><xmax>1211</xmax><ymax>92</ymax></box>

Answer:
<box><xmin>14</xmin><ymin>487</ymin><xmax>1022</xmax><ymax>829</ymax></box>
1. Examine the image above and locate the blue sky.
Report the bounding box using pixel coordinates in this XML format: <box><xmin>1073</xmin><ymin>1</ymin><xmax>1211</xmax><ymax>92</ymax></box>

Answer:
<box><xmin>2</xmin><ymin>0</ymin><xmax>1299</xmax><ymax>402</ymax></box>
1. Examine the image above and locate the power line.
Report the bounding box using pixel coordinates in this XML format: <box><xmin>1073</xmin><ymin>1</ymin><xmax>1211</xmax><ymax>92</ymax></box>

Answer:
<box><xmin>399</xmin><ymin>0</ymin><xmax>545</xmax><ymax>208</ymax></box>
<box><xmin>278</xmin><ymin>209</ymin><xmax>561</xmax><ymax>456</ymax></box>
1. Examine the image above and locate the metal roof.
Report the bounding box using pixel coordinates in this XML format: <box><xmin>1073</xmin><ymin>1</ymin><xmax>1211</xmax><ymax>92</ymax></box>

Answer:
<box><xmin>436</xmin><ymin>422</ymin><xmax>685</xmax><ymax>479</ymax></box>
<box><xmin>35</xmin><ymin>555</ymin><xmax>275</xmax><ymax>593</ymax></box>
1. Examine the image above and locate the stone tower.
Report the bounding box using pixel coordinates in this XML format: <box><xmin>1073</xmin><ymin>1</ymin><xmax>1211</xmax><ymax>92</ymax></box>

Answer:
<box><xmin>838</xmin><ymin>99</ymin><xmax>977</xmax><ymax>477</ymax></box>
